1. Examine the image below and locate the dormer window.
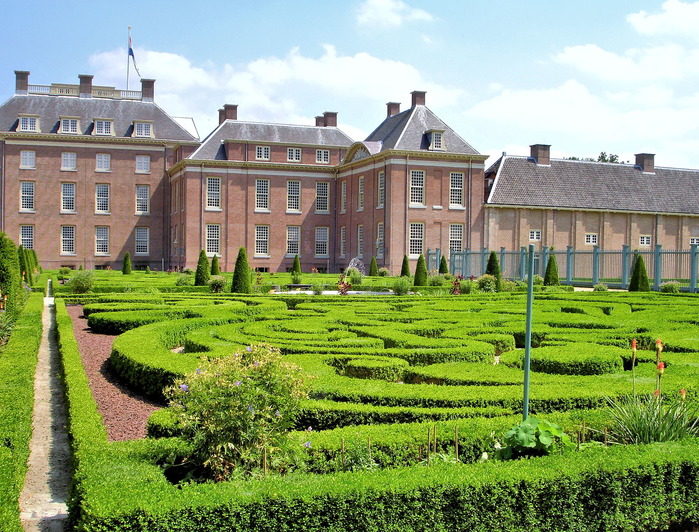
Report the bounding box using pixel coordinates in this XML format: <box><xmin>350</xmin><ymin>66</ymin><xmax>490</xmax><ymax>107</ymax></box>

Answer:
<box><xmin>94</xmin><ymin>119</ymin><xmax>113</xmax><ymax>136</ymax></box>
<box><xmin>428</xmin><ymin>130</ymin><xmax>445</xmax><ymax>151</ymax></box>
<box><xmin>18</xmin><ymin>115</ymin><xmax>39</xmax><ymax>132</ymax></box>
<box><xmin>60</xmin><ymin>118</ymin><xmax>79</xmax><ymax>134</ymax></box>
<box><xmin>134</xmin><ymin>122</ymin><xmax>153</xmax><ymax>138</ymax></box>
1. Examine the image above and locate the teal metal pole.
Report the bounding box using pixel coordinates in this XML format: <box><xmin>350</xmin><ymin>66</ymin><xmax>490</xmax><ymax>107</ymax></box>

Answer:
<box><xmin>522</xmin><ymin>244</ymin><xmax>535</xmax><ymax>420</ymax></box>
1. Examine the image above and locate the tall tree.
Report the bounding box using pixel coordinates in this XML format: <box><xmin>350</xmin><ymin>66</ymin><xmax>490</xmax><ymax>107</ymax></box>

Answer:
<box><xmin>414</xmin><ymin>254</ymin><xmax>428</xmax><ymax>286</ymax></box>
<box><xmin>194</xmin><ymin>250</ymin><xmax>210</xmax><ymax>286</ymax></box>
<box><xmin>231</xmin><ymin>247</ymin><xmax>252</xmax><ymax>293</ymax></box>
<box><xmin>122</xmin><ymin>251</ymin><xmax>132</xmax><ymax>275</ymax></box>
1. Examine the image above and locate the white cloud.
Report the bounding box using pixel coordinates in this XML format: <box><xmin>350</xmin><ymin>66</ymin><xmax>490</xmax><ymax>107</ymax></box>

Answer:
<box><xmin>628</xmin><ymin>0</ymin><xmax>699</xmax><ymax>39</ymax></box>
<box><xmin>355</xmin><ymin>0</ymin><xmax>433</xmax><ymax>28</ymax></box>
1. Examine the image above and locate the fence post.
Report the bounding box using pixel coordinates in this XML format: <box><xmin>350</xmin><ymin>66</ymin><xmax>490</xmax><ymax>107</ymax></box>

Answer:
<box><xmin>691</xmin><ymin>244</ymin><xmax>698</xmax><ymax>293</ymax></box>
<box><xmin>654</xmin><ymin>245</ymin><xmax>662</xmax><ymax>291</ymax></box>
<box><xmin>592</xmin><ymin>246</ymin><xmax>600</xmax><ymax>286</ymax></box>
<box><xmin>500</xmin><ymin>247</ymin><xmax>506</xmax><ymax>278</ymax></box>
<box><xmin>520</xmin><ymin>247</ymin><xmax>527</xmax><ymax>280</ymax></box>
<box><xmin>566</xmin><ymin>246</ymin><xmax>573</xmax><ymax>285</ymax></box>
<box><xmin>481</xmin><ymin>248</ymin><xmax>488</xmax><ymax>276</ymax></box>
<box><xmin>464</xmin><ymin>249</ymin><xmax>471</xmax><ymax>278</ymax></box>
<box><xmin>621</xmin><ymin>245</ymin><xmax>630</xmax><ymax>289</ymax></box>
<box><xmin>542</xmin><ymin>246</ymin><xmax>550</xmax><ymax>278</ymax></box>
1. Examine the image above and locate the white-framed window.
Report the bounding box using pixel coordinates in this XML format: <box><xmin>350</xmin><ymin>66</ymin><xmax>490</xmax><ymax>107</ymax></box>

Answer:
<box><xmin>94</xmin><ymin>120</ymin><xmax>113</xmax><ymax>136</ymax></box>
<box><xmin>95</xmin><ymin>226</ymin><xmax>109</xmax><ymax>255</ymax></box>
<box><xmin>409</xmin><ymin>222</ymin><xmax>424</xmax><ymax>257</ymax></box>
<box><xmin>287</xmin><ymin>148</ymin><xmax>301</xmax><ymax>162</ymax></box>
<box><xmin>377</xmin><ymin>171</ymin><xmax>385</xmax><ymax>208</ymax></box>
<box><xmin>286</xmin><ymin>226</ymin><xmax>300</xmax><ymax>256</ymax></box>
<box><xmin>256</xmin><ymin>146</ymin><xmax>270</xmax><ymax>160</ymax></box>
<box><xmin>135</xmin><ymin>185</ymin><xmax>150</xmax><ymax>214</ymax></box>
<box><xmin>61</xmin><ymin>226</ymin><xmax>75</xmax><ymax>254</ymax></box>
<box><xmin>340</xmin><ymin>181</ymin><xmax>347</xmax><ymax>213</ymax></box>
<box><xmin>340</xmin><ymin>226</ymin><xmax>346</xmax><ymax>258</ymax></box>
<box><xmin>357</xmin><ymin>225</ymin><xmax>364</xmax><ymax>258</ymax></box>
<box><xmin>376</xmin><ymin>222</ymin><xmax>384</xmax><ymax>259</ymax></box>
<box><xmin>255</xmin><ymin>225</ymin><xmax>270</xmax><ymax>256</ymax></box>
<box><xmin>20</xmin><ymin>225</ymin><xmax>34</xmax><ymax>250</ymax></box>
<box><xmin>206</xmin><ymin>224</ymin><xmax>220</xmax><ymax>255</ymax></box>
<box><xmin>639</xmin><ymin>235</ymin><xmax>652</xmax><ymax>247</ymax></box>
<box><xmin>315</xmin><ymin>226</ymin><xmax>329</xmax><ymax>257</ymax></box>
<box><xmin>287</xmin><ymin>180</ymin><xmax>301</xmax><ymax>212</ymax></box>
<box><xmin>255</xmin><ymin>179</ymin><xmax>269</xmax><ymax>211</ymax></box>
<box><xmin>529</xmin><ymin>230</ymin><xmax>542</xmax><ymax>242</ymax></box>
<box><xmin>135</xmin><ymin>227</ymin><xmax>149</xmax><ymax>255</ymax></box>
<box><xmin>61</xmin><ymin>152</ymin><xmax>77</xmax><ymax>171</ymax></box>
<box><xmin>449</xmin><ymin>172</ymin><xmax>464</xmax><ymax>207</ymax></box>
<box><xmin>20</xmin><ymin>150</ymin><xmax>35</xmax><ymax>169</ymax></box>
<box><xmin>134</xmin><ymin>122</ymin><xmax>152</xmax><ymax>138</ymax></box>
<box><xmin>449</xmin><ymin>224</ymin><xmax>464</xmax><ymax>253</ymax></box>
<box><xmin>20</xmin><ymin>181</ymin><xmax>35</xmax><ymax>211</ymax></box>
<box><xmin>61</xmin><ymin>183</ymin><xmax>76</xmax><ymax>213</ymax></box>
<box><xmin>585</xmin><ymin>233</ymin><xmax>598</xmax><ymax>245</ymax></box>
<box><xmin>60</xmin><ymin>118</ymin><xmax>78</xmax><ymax>134</ymax></box>
<box><xmin>19</xmin><ymin>115</ymin><xmax>38</xmax><ymax>132</ymax></box>
<box><xmin>429</xmin><ymin>131</ymin><xmax>445</xmax><ymax>151</ymax></box>
<box><xmin>96</xmin><ymin>153</ymin><xmax>111</xmax><ymax>172</ymax></box>
<box><xmin>410</xmin><ymin>170</ymin><xmax>425</xmax><ymax>206</ymax></box>
<box><xmin>95</xmin><ymin>184</ymin><xmax>110</xmax><ymax>213</ymax></box>
<box><xmin>136</xmin><ymin>155</ymin><xmax>151</xmax><ymax>173</ymax></box>
<box><xmin>315</xmin><ymin>182</ymin><xmax>329</xmax><ymax>213</ymax></box>
<box><xmin>316</xmin><ymin>149</ymin><xmax>330</xmax><ymax>164</ymax></box>
<box><xmin>206</xmin><ymin>177</ymin><xmax>221</xmax><ymax>210</ymax></box>
<box><xmin>357</xmin><ymin>176</ymin><xmax>364</xmax><ymax>211</ymax></box>
<box><xmin>691</xmin><ymin>237</ymin><xmax>699</xmax><ymax>246</ymax></box>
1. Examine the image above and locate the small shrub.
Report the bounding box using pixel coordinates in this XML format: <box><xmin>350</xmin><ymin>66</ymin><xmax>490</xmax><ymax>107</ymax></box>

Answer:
<box><xmin>392</xmin><ymin>277</ymin><xmax>411</xmax><ymax>296</ymax></box>
<box><xmin>346</xmin><ymin>267</ymin><xmax>362</xmax><ymax>286</ymax></box>
<box><xmin>495</xmin><ymin>417</ymin><xmax>574</xmax><ymax>460</ymax></box>
<box><xmin>209</xmin><ymin>276</ymin><xmax>226</xmax><ymax>293</ymax></box>
<box><xmin>369</xmin><ymin>256</ymin><xmax>379</xmax><ymax>276</ymax></box>
<box><xmin>593</xmin><ymin>283</ymin><xmax>609</xmax><ymax>292</ymax></box>
<box><xmin>122</xmin><ymin>252</ymin><xmax>132</xmax><ymax>275</ymax></box>
<box><xmin>58</xmin><ymin>267</ymin><xmax>72</xmax><ymax>276</ymax></box>
<box><xmin>543</xmin><ymin>255</ymin><xmax>559</xmax><ymax>286</ymax></box>
<box><xmin>485</xmin><ymin>251</ymin><xmax>502</xmax><ymax>291</ymax></box>
<box><xmin>311</xmin><ymin>283</ymin><xmax>324</xmax><ymax>295</ymax></box>
<box><xmin>175</xmin><ymin>274</ymin><xmax>192</xmax><ymax>286</ymax></box>
<box><xmin>477</xmin><ymin>274</ymin><xmax>497</xmax><ymax>293</ymax></box>
<box><xmin>292</xmin><ymin>254</ymin><xmax>302</xmax><ymax>275</ymax></box>
<box><xmin>400</xmin><ymin>255</ymin><xmax>410</xmax><ymax>277</ymax></box>
<box><xmin>439</xmin><ymin>255</ymin><xmax>449</xmax><ymax>274</ymax></box>
<box><xmin>533</xmin><ymin>274</ymin><xmax>544</xmax><ymax>286</ymax></box>
<box><xmin>413</xmin><ymin>255</ymin><xmax>428</xmax><ymax>286</ymax></box>
<box><xmin>629</xmin><ymin>254</ymin><xmax>651</xmax><ymax>292</ymax></box>
<box><xmin>458</xmin><ymin>279</ymin><xmax>475</xmax><ymax>294</ymax></box>
<box><xmin>194</xmin><ymin>250</ymin><xmax>210</xmax><ymax>286</ymax></box>
<box><xmin>659</xmin><ymin>281</ymin><xmax>680</xmax><ymax>293</ymax></box>
<box><xmin>428</xmin><ymin>274</ymin><xmax>447</xmax><ymax>286</ymax></box>
<box><xmin>231</xmin><ymin>247</ymin><xmax>252</xmax><ymax>294</ymax></box>
<box><xmin>291</xmin><ymin>271</ymin><xmax>303</xmax><ymax>285</ymax></box>
<box><xmin>210</xmin><ymin>255</ymin><xmax>221</xmax><ymax>276</ymax></box>
<box><xmin>67</xmin><ymin>271</ymin><xmax>94</xmax><ymax>294</ymax></box>
<box><xmin>377</xmin><ymin>267</ymin><xmax>390</xmax><ymax>277</ymax></box>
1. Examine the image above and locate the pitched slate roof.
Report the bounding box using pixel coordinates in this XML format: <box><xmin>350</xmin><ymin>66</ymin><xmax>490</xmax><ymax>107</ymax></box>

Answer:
<box><xmin>487</xmin><ymin>156</ymin><xmax>699</xmax><ymax>215</ymax></box>
<box><xmin>0</xmin><ymin>94</ymin><xmax>198</xmax><ymax>142</ymax></box>
<box><xmin>364</xmin><ymin>105</ymin><xmax>480</xmax><ymax>155</ymax></box>
<box><xmin>190</xmin><ymin>120</ymin><xmax>354</xmax><ymax>160</ymax></box>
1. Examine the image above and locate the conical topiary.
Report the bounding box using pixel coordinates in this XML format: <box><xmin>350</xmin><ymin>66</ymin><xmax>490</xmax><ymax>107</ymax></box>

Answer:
<box><xmin>0</xmin><ymin>232</ymin><xmax>21</xmax><ymax>317</ymax></box>
<box><xmin>231</xmin><ymin>247</ymin><xmax>252</xmax><ymax>294</ymax></box>
<box><xmin>17</xmin><ymin>245</ymin><xmax>31</xmax><ymax>286</ymax></box>
<box><xmin>292</xmin><ymin>254</ymin><xmax>302</xmax><ymax>275</ymax></box>
<box><xmin>210</xmin><ymin>254</ymin><xmax>221</xmax><ymax>276</ymax></box>
<box><xmin>629</xmin><ymin>254</ymin><xmax>651</xmax><ymax>292</ymax></box>
<box><xmin>439</xmin><ymin>255</ymin><xmax>449</xmax><ymax>274</ymax></box>
<box><xmin>543</xmin><ymin>255</ymin><xmax>559</xmax><ymax>286</ymax></box>
<box><xmin>194</xmin><ymin>250</ymin><xmax>210</xmax><ymax>286</ymax></box>
<box><xmin>414</xmin><ymin>254</ymin><xmax>428</xmax><ymax>286</ymax></box>
<box><xmin>369</xmin><ymin>256</ymin><xmax>378</xmax><ymax>276</ymax></box>
<box><xmin>122</xmin><ymin>251</ymin><xmax>132</xmax><ymax>275</ymax></box>
<box><xmin>485</xmin><ymin>251</ymin><xmax>502</xmax><ymax>291</ymax></box>
<box><xmin>401</xmin><ymin>255</ymin><xmax>411</xmax><ymax>277</ymax></box>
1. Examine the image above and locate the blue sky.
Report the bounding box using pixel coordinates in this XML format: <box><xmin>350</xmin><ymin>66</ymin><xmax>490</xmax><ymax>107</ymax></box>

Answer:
<box><xmin>4</xmin><ymin>0</ymin><xmax>699</xmax><ymax>168</ymax></box>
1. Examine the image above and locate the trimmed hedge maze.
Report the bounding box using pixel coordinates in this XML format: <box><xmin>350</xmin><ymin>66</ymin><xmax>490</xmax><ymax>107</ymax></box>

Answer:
<box><xmin>59</xmin><ymin>291</ymin><xmax>699</xmax><ymax>530</ymax></box>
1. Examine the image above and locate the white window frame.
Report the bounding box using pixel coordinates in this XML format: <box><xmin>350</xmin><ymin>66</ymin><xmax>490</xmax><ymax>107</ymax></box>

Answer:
<box><xmin>376</xmin><ymin>222</ymin><xmax>384</xmax><ymax>259</ymax></box>
<box><xmin>206</xmin><ymin>224</ymin><xmax>220</xmax><ymax>256</ymax></box>
<box><xmin>357</xmin><ymin>176</ymin><xmax>364</xmax><ymax>211</ymax></box>
<box><xmin>409</xmin><ymin>222</ymin><xmax>424</xmax><ymax>257</ymax></box>
<box><xmin>449</xmin><ymin>172</ymin><xmax>464</xmax><ymax>208</ymax></box>
<box><xmin>135</xmin><ymin>227</ymin><xmax>149</xmax><ymax>255</ymax></box>
<box><xmin>136</xmin><ymin>155</ymin><xmax>151</xmax><ymax>174</ymax></box>
<box><xmin>315</xmin><ymin>226</ymin><xmax>329</xmax><ymax>258</ymax></box>
<box><xmin>19</xmin><ymin>115</ymin><xmax>38</xmax><ymax>132</ymax></box>
<box><xmin>60</xmin><ymin>118</ymin><xmax>79</xmax><ymax>134</ymax></box>
<box><xmin>286</xmin><ymin>226</ymin><xmax>300</xmax><ymax>256</ymax></box>
<box><xmin>529</xmin><ymin>230</ymin><xmax>542</xmax><ymax>242</ymax></box>
<box><xmin>94</xmin><ymin>120</ymin><xmax>113</xmax><ymax>136</ymax></box>
<box><xmin>340</xmin><ymin>226</ymin><xmax>346</xmax><ymax>258</ymax></box>
<box><xmin>639</xmin><ymin>235</ymin><xmax>652</xmax><ymax>247</ymax></box>
<box><xmin>357</xmin><ymin>224</ymin><xmax>364</xmax><ymax>259</ymax></box>
<box><xmin>449</xmin><ymin>224</ymin><xmax>464</xmax><ymax>253</ymax></box>
<box><xmin>95</xmin><ymin>184</ymin><xmax>110</xmax><ymax>214</ymax></box>
<box><xmin>20</xmin><ymin>150</ymin><xmax>35</xmax><ymax>169</ymax></box>
<box><xmin>61</xmin><ymin>183</ymin><xmax>76</xmax><ymax>213</ymax></box>
<box><xmin>135</xmin><ymin>185</ymin><xmax>150</xmax><ymax>214</ymax></box>
<box><xmin>134</xmin><ymin>122</ymin><xmax>152</xmax><ymax>138</ymax></box>
<box><xmin>256</xmin><ymin>146</ymin><xmax>270</xmax><ymax>161</ymax></box>
<box><xmin>287</xmin><ymin>147</ymin><xmax>301</xmax><ymax>162</ymax></box>
<box><xmin>95</xmin><ymin>226</ymin><xmax>110</xmax><ymax>255</ymax></box>
<box><xmin>96</xmin><ymin>153</ymin><xmax>111</xmax><ymax>172</ymax></box>
<box><xmin>61</xmin><ymin>226</ymin><xmax>76</xmax><ymax>255</ymax></box>
<box><xmin>20</xmin><ymin>181</ymin><xmax>35</xmax><ymax>212</ymax></box>
<box><xmin>20</xmin><ymin>225</ymin><xmax>34</xmax><ymax>250</ymax></box>
<box><xmin>255</xmin><ymin>179</ymin><xmax>270</xmax><ymax>211</ymax></box>
<box><xmin>691</xmin><ymin>237</ymin><xmax>699</xmax><ymax>246</ymax></box>
<box><xmin>429</xmin><ymin>131</ymin><xmax>445</xmax><ymax>151</ymax></box>
<box><xmin>287</xmin><ymin>180</ymin><xmax>301</xmax><ymax>212</ymax></box>
<box><xmin>410</xmin><ymin>170</ymin><xmax>425</xmax><ymax>206</ymax></box>
<box><xmin>340</xmin><ymin>181</ymin><xmax>347</xmax><ymax>213</ymax></box>
<box><xmin>377</xmin><ymin>171</ymin><xmax>385</xmax><ymax>208</ymax></box>
<box><xmin>316</xmin><ymin>149</ymin><xmax>330</xmax><ymax>164</ymax></box>
<box><xmin>61</xmin><ymin>152</ymin><xmax>77</xmax><ymax>171</ymax></box>
<box><xmin>255</xmin><ymin>225</ymin><xmax>270</xmax><ymax>257</ymax></box>
<box><xmin>206</xmin><ymin>177</ymin><xmax>221</xmax><ymax>210</ymax></box>
<box><xmin>585</xmin><ymin>233</ymin><xmax>598</xmax><ymax>245</ymax></box>
<box><xmin>315</xmin><ymin>182</ymin><xmax>329</xmax><ymax>213</ymax></box>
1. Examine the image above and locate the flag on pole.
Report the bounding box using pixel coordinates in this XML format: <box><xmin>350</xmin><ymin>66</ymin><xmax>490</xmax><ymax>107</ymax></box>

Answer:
<box><xmin>128</xmin><ymin>30</ymin><xmax>141</xmax><ymax>77</ymax></box>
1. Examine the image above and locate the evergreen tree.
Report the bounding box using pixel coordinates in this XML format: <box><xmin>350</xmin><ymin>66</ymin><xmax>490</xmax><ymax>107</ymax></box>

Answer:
<box><xmin>369</xmin><ymin>256</ymin><xmax>379</xmax><ymax>276</ymax></box>
<box><xmin>29</xmin><ymin>249</ymin><xmax>40</xmax><ymax>273</ymax></box>
<box><xmin>292</xmin><ymin>254</ymin><xmax>302</xmax><ymax>274</ymax></box>
<box><xmin>628</xmin><ymin>254</ymin><xmax>651</xmax><ymax>292</ymax></box>
<box><xmin>17</xmin><ymin>245</ymin><xmax>31</xmax><ymax>286</ymax></box>
<box><xmin>414</xmin><ymin>254</ymin><xmax>428</xmax><ymax>286</ymax></box>
<box><xmin>210</xmin><ymin>254</ymin><xmax>221</xmax><ymax>276</ymax></box>
<box><xmin>543</xmin><ymin>255</ymin><xmax>560</xmax><ymax>286</ymax></box>
<box><xmin>400</xmin><ymin>255</ymin><xmax>411</xmax><ymax>277</ymax></box>
<box><xmin>231</xmin><ymin>247</ymin><xmax>252</xmax><ymax>293</ymax></box>
<box><xmin>194</xmin><ymin>250</ymin><xmax>210</xmax><ymax>286</ymax></box>
<box><xmin>485</xmin><ymin>251</ymin><xmax>503</xmax><ymax>291</ymax></box>
<box><xmin>0</xmin><ymin>233</ymin><xmax>21</xmax><ymax>317</ymax></box>
<box><xmin>122</xmin><ymin>252</ymin><xmax>132</xmax><ymax>275</ymax></box>
<box><xmin>439</xmin><ymin>255</ymin><xmax>449</xmax><ymax>274</ymax></box>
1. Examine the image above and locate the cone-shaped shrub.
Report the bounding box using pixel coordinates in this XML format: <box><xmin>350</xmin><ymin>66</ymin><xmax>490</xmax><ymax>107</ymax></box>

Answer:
<box><xmin>400</xmin><ymin>255</ymin><xmax>410</xmax><ymax>277</ymax></box>
<box><xmin>439</xmin><ymin>255</ymin><xmax>449</xmax><ymax>274</ymax></box>
<box><xmin>485</xmin><ymin>251</ymin><xmax>502</xmax><ymax>291</ymax></box>
<box><xmin>629</xmin><ymin>254</ymin><xmax>651</xmax><ymax>292</ymax></box>
<box><xmin>414</xmin><ymin>254</ymin><xmax>428</xmax><ymax>286</ymax></box>
<box><xmin>369</xmin><ymin>256</ymin><xmax>378</xmax><ymax>276</ymax></box>
<box><xmin>292</xmin><ymin>254</ymin><xmax>302</xmax><ymax>274</ymax></box>
<box><xmin>122</xmin><ymin>251</ymin><xmax>132</xmax><ymax>275</ymax></box>
<box><xmin>17</xmin><ymin>245</ymin><xmax>31</xmax><ymax>286</ymax></box>
<box><xmin>210</xmin><ymin>254</ymin><xmax>221</xmax><ymax>276</ymax></box>
<box><xmin>0</xmin><ymin>233</ymin><xmax>21</xmax><ymax>317</ymax></box>
<box><xmin>194</xmin><ymin>250</ymin><xmax>210</xmax><ymax>286</ymax></box>
<box><xmin>231</xmin><ymin>247</ymin><xmax>252</xmax><ymax>293</ymax></box>
<box><xmin>543</xmin><ymin>255</ymin><xmax>560</xmax><ymax>286</ymax></box>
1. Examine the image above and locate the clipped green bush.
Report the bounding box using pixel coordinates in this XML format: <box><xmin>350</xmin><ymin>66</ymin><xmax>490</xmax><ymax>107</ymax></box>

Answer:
<box><xmin>413</xmin><ymin>255</ymin><xmax>428</xmax><ymax>286</ymax></box>
<box><xmin>378</xmin><ymin>267</ymin><xmax>390</xmax><ymax>277</ymax></box>
<box><xmin>122</xmin><ymin>251</ymin><xmax>132</xmax><ymax>275</ymax></box>
<box><xmin>439</xmin><ymin>255</ymin><xmax>449</xmax><ymax>274</ymax></box>
<box><xmin>369</xmin><ymin>256</ymin><xmax>379</xmax><ymax>276</ymax></box>
<box><xmin>476</xmin><ymin>274</ymin><xmax>497</xmax><ymax>293</ymax></box>
<box><xmin>209</xmin><ymin>276</ymin><xmax>226</xmax><ymax>293</ymax></box>
<box><xmin>231</xmin><ymin>247</ymin><xmax>252</xmax><ymax>294</ymax></box>
<box><xmin>485</xmin><ymin>251</ymin><xmax>502</xmax><ymax>291</ymax></box>
<box><xmin>660</xmin><ymin>281</ymin><xmax>680</xmax><ymax>293</ymax></box>
<box><xmin>292</xmin><ymin>254</ymin><xmax>302</xmax><ymax>275</ymax></box>
<box><xmin>210</xmin><ymin>255</ymin><xmax>221</xmax><ymax>276</ymax></box>
<box><xmin>194</xmin><ymin>250</ymin><xmax>210</xmax><ymax>286</ymax></box>
<box><xmin>400</xmin><ymin>255</ymin><xmax>410</xmax><ymax>277</ymax></box>
<box><xmin>392</xmin><ymin>277</ymin><xmax>411</xmax><ymax>295</ymax></box>
<box><xmin>629</xmin><ymin>253</ymin><xmax>651</xmax><ymax>292</ymax></box>
<box><xmin>0</xmin><ymin>233</ymin><xmax>21</xmax><ymax>317</ymax></box>
<box><xmin>544</xmin><ymin>254</ymin><xmax>559</xmax><ymax>286</ymax></box>
<box><xmin>66</xmin><ymin>270</ymin><xmax>94</xmax><ymax>294</ymax></box>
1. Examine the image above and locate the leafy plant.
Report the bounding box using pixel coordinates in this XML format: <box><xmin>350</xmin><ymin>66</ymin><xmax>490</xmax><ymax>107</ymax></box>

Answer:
<box><xmin>345</xmin><ymin>267</ymin><xmax>362</xmax><ymax>286</ymax></box>
<box><xmin>311</xmin><ymin>283</ymin><xmax>324</xmax><ymax>295</ymax></box>
<box><xmin>175</xmin><ymin>274</ymin><xmax>192</xmax><ymax>286</ymax></box>
<box><xmin>659</xmin><ymin>281</ymin><xmax>680</xmax><ymax>293</ymax></box>
<box><xmin>208</xmin><ymin>276</ymin><xmax>226</xmax><ymax>293</ymax></box>
<box><xmin>67</xmin><ymin>270</ymin><xmax>94</xmax><ymax>294</ymax></box>
<box><xmin>495</xmin><ymin>416</ymin><xmax>573</xmax><ymax>460</ymax></box>
<box><xmin>593</xmin><ymin>283</ymin><xmax>608</xmax><ymax>291</ymax></box>
<box><xmin>392</xmin><ymin>276</ymin><xmax>411</xmax><ymax>296</ymax></box>
<box><xmin>476</xmin><ymin>274</ymin><xmax>497</xmax><ymax>293</ymax></box>
<box><xmin>291</xmin><ymin>271</ymin><xmax>303</xmax><ymax>285</ymax></box>
<box><xmin>377</xmin><ymin>267</ymin><xmax>390</xmax><ymax>277</ymax></box>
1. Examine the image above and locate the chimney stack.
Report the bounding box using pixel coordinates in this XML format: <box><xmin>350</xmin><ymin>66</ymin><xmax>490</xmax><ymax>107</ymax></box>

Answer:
<box><xmin>530</xmin><ymin>144</ymin><xmax>551</xmax><ymax>166</ymax></box>
<box><xmin>141</xmin><ymin>79</ymin><xmax>155</xmax><ymax>102</ymax></box>
<box><xmin>411</xmin><ymin>90</ymin><xmax>426</xmax><ymax>107</ymax></box>
<box><xmin>387</xmin><ymin>102</ymin><xmax>401</xmax><ymax>117</ymax></box>
<box><xmin>78</xmin><ymin>74</ymin><xmax>93</xmax><ymax>98</ymax></box>
<box><xmin>315</xmin><ymin>116</ymin><xmax>325</xmax><ymax>127</ymax></box>
<box><xmin>14</xmin><ymin>70</ymin><xmax>29</xmax><ymax>95</ymax></box>
<box><xmin>323</xmin><ymin>111</ymin><xmax>337</xmax><ymax>127</ymax></box>
<box><xmin>635</xmin><ymin>153</ymin><xmax>655</xmax><ymax>173</ymax></box>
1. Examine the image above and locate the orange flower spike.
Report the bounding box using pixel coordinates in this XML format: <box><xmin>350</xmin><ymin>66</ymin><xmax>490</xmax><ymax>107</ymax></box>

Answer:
<box><xmin>656</xmin><ymin>339</ymin><xmax>663</xmax><ymax>353</ymax></box>
<box><xmin>654</xmin><ymin>389</ymin><xmax>661</xmax><ymax>397</ymax></box>
<box><xmin>680</xmin><ymin>388</ymin><xmax>687</xmax><ymax>401</ymax></box>
<box><xmin>657</xmin><ymin>362</ymin><xmax>665</xmax><ymax>376</ymax></box>
<box><xmin>631</xmin><ymin>338</ymin><xmax>637</xmax><ymax>350</ymax></box>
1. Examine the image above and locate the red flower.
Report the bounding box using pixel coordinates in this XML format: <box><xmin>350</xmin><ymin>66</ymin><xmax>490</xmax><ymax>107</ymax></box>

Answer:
<box><xmin>654</xmin><ymin>389</ymin><xmax>661</xmax><ymax>397</ymax></box>
<box><xmin>657</xmin><ymin>362</ymin><xmax>665</xmax><ymax>376</ymax></box>
<box><xmin>631</xmin><ymin>338</ymin><xmax>637</xmax><ymax>350</ymax></box>
<box><xmin>680</xmin><ymin>389</ymin><xmax>687</xmax><ymax>401</ymax></box>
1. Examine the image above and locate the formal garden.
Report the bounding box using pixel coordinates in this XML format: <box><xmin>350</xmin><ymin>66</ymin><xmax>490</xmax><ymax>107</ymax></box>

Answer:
<box><xmin>2</xmin><ymin>245</ymin><xmax>699</xmax><ymax>530</ymax></box>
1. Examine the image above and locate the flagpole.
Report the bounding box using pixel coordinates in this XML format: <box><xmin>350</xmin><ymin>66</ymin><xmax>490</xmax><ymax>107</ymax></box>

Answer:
<box><xmin>127</xmin><ymin>26</ymin><xmax>131</xmax><ymax>90</ymax></box>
